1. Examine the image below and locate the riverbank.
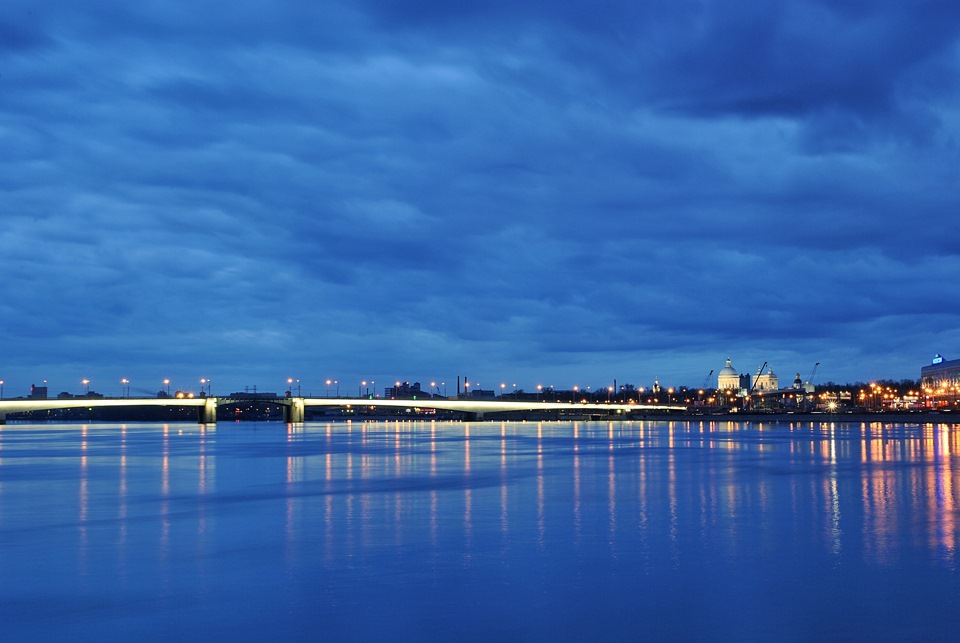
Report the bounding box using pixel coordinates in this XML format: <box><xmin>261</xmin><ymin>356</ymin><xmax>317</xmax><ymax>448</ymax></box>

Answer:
<box><xmin>672</xmin><ymin>410</ymin><xmax>960</xmax><ymax>425</ymax></box>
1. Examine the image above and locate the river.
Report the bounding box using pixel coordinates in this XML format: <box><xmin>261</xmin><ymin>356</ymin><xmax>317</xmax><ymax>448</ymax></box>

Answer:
<box><xmin>1</xmin><ymin>419</ymin><xmax>958</xmax><ymax>640</ymax></box>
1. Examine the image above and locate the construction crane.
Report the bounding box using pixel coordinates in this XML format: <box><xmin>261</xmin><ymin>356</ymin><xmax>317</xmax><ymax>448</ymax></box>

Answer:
<box><xmin>804</xmin><ymin>362</ymin><xmax>820</xmax><ymax>394</ymax></box>
<box><xmin>701</xmin><ymin>370</ymin><xmax>713</xmax><ymax>390</ymax></box>
<box><xmin>750</xmin><ymin>362</ymin><xmax>768</xmax><ymax>393</ymax></box>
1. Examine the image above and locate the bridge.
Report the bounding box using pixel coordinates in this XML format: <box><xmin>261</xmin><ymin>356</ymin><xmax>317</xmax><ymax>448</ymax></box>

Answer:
<box><xmin>0</xmin><ymin>396</ymin><xmax>687</xmax><ymax>423</ymax></box>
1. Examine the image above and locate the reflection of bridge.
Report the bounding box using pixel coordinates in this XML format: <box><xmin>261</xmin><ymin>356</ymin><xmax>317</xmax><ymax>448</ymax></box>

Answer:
<box><xmin>0</xmin><ymin>396</ymin><xmax>687</xmax><ymax>423</ymax></box>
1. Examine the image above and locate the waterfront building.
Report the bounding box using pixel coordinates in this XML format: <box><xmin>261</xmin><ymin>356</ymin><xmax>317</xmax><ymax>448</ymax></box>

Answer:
<box><xmin>751</xmin><ymin>365</ymin><xmax>779</xmax><ymax>391</ymax></box>
<box><xmin>386</xmin><ymin>381</ymin><xmax>428</xmax><ymax>399</ymax></box>
<box><xmin>921</xmin><ymin>354</ymin><xmax>960</xmax><ymax>407</ymax></box>
<box><xmin>717</xmin><ymin>358</ymin><xmax>740</xmax><ymax>390</ymax></box>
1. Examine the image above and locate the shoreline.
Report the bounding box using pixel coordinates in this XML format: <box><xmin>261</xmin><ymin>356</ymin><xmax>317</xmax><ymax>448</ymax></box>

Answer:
<box><xmin>661</xmin><ymin>410</ymin><xmax>960</xmax><ymax>425</ymax></box>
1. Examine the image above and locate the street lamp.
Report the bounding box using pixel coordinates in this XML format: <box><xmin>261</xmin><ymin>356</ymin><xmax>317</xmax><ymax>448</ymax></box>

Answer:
<box><xmin>573</xmin><ymin>385</ymin><xmax>579</xmax><ymax>403</ymax></box>
<box><xmin>82</xmin><ymin>379</ymin><xmax>90</xmax><ymax>396</ymax></box>
<box><xmin>163</xmin><ymin>379</ymin><xmax>170</xmax><ymax>396</ymax></box>
<box><xmin>121</xmin><ymin>378</ymin><xmax>129</xmax><ymax>398</ymax></box>
<box><xmin>0</xmin><ymin>379</ymin><xmax>4</xmax><ymax>399</ymax></box>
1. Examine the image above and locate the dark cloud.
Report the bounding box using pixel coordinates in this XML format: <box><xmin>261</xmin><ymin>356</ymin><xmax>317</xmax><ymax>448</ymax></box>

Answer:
<box><xmin>0</xmin><ymin>0</ymin><xmax>958</xmax><ymax>395</ymax></box>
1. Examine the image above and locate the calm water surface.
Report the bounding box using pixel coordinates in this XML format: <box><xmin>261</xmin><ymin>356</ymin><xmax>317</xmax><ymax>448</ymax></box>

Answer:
<box><xmin>2</xmin><ymin>419</ymin><xmax>960</xmax><ymax>640</ymax></box>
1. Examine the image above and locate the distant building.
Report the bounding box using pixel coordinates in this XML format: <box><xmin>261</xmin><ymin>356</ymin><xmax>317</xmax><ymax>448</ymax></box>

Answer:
<box><xmin>386</xmin><ymin>382</ymin><xmax>429</xmax><ymax>399</ymax></box>
<box><xmin>717</xmin><ymin>358</ymin><xmax>740</xmax><ymax>390</ymax></box>
<box><xmin>717</xmin><ymin>359</ymin><xmax>778</xmax><ymax>391</ymax></box>
<box><xmin>228</xmin><ymin>391</ymin><xmax>281</xmax><ymax>399</ymax></box>
<box><xmin>464</xmin><ymin>388</ymin><xmax>496</xmax><ymax>400</ymax></box>
<box><xmin>29</xmin><ymin>385</ymin><xmax>48</xmax><ymax>400</ymax></box>
<box><xmin>751</xmin><ymin>365</ymin><xmax>779</xmax><ymax>391</ymax></box>
<box><xmin>921</xmin><ymin>353</ymin><xmax>960</xmax><ymax>406</ymax></box>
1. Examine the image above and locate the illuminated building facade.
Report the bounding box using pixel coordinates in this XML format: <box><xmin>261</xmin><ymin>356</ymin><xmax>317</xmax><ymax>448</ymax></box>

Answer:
<box><xmin>749</xmin><ymin>365</ymin><xmax>779</xmax><ymax>391</ymax></box>
<box><xmin>921</xmin><ymin>354</ymin><xmax>960</xmax><ymax>407</ymax></box>
<box><xmin>717</xmin><ymin>358</ymin><xmax>740</xmax><ymax>390</ymax></box>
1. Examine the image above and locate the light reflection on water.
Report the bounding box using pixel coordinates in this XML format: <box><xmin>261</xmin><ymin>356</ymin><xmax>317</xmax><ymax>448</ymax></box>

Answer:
<box><xmin>1</xmin><ymin>419</ymin><xmax>960</xmax><ymax>639</ymax></box>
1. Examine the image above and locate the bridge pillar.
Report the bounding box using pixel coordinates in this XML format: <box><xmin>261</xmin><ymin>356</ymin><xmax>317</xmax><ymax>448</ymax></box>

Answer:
<box><xmin>199</xmin><ymin>397</ymin><xmax>218</xmax><ymax>424</ymax></box>
<box><xmin>284</xmin><ymin>398</ymin><xmax>305</xmax><ymax>423</ymax></box>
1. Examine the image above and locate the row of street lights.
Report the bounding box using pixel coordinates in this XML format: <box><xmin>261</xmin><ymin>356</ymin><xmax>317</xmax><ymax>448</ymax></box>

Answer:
<box><xmin>0</xmin><ymin>376</ymin><xmax>650</xmax><ymax>402</ymax></box>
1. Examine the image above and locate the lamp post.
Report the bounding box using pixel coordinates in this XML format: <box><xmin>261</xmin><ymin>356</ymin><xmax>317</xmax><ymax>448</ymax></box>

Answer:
<box><xmin>573</xmin><ymin>385</ymin><xmax>579</xmax><ymax>403</ymax></box>
<box><xmin>121</xmin><ymin>378</ymin><xmax>129</xmax><ymax>398</ymax></box>
<box><xmin>0</xmin><ymin>379</ymin><xmax>4</xmax><ymax>399</ymax></box>
<box><xmin>82</xmin><ymin>379</ymin><xmax>90</xmax><ymax>396</ymax></box>
<box><xmin>163</xmin><ymin>379</ymin><xmax>170</xmax><ymax>396</ymax></box>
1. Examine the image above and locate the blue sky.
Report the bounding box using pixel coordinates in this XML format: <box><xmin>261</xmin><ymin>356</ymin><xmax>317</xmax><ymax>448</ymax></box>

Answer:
<box><xmin>2</xmin><ymin>1</ymin><xmax>959</xmax><ymax>397</ymax></box>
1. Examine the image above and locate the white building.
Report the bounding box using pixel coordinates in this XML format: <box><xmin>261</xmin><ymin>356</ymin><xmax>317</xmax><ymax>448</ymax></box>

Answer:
<box><xmin>717</xmin><ymin>358</ymin><xmax>740</xmax><ymax>390</ymax></box>
<box><xmin>751</xmin><ymin>365</ymin><xmax>779</xmax><ymax>391</ymax></box>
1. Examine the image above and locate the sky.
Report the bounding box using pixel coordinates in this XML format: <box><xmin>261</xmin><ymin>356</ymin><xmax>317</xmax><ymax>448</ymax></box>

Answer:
<box><xmin>2</xmin><ymin>1</ymin><xmax>960</xmax><ymax>398</ymax></box>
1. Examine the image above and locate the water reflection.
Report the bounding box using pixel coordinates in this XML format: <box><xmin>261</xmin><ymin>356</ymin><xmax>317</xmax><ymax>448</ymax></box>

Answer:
<box><xmin>2</xmin><ymin>419</ymin><xmax>960</xmax><ymax>639</ymax></box>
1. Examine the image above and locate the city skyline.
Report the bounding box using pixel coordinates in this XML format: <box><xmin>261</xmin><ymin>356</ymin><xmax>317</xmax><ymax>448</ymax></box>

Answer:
<box><xmin>3</xmin><ymin>2</ymin><xmax>960</xmax><ymax>391</ymax></box>
<box><xmin>0</xmin><ymin>355</ymin><xmax>927</xmax><ymax>401</ymax></box>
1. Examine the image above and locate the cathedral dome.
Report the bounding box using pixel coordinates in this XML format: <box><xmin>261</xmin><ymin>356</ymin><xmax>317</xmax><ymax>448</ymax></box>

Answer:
<box><xmin>718</xmin><ymin>358</ymin><xmax>738</xmax><ymax>377</ymax></box>
<box><xmin>717</xmin><ymin>358</ymin><xmax>741</xmax><ymax>390</ymax></box>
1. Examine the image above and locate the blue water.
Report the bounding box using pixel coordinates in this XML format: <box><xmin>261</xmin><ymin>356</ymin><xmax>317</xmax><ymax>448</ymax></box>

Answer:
<box><xmin>1</xmin><ymin>419</ymin><xmax>959</xmax><ymax>640</ymax></box>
